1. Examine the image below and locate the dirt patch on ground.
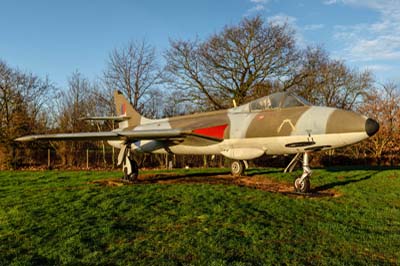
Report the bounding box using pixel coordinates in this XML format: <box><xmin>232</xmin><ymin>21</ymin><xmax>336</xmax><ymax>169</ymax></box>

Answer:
<box><xmin>90</xmin><ymin>172</ymin><xmax>341</xmax><ymax>198</ymax></box>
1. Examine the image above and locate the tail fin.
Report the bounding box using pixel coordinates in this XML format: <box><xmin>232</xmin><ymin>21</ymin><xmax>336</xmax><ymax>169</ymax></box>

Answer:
<box><xmin>114</xmin><ymin>90</ymin><xmax>152</xmax><ymax>128</ymax></box>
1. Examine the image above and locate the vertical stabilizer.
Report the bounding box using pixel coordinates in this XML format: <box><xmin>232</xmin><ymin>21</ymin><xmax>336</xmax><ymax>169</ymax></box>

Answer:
<box><xmin>114</xmin><ymin>91</ymin><xmax>152</xmax><ymax>128</ymax></box>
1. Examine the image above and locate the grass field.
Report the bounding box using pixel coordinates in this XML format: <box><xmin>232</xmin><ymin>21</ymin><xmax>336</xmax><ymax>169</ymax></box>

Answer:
<box><xmin>1</xmin><ymin>167</ymin><xmax>399</xmax><ymax>265</ymax></box>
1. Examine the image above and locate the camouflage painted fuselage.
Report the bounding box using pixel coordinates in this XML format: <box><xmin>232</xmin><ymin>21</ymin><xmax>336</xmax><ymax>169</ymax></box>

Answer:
<box><xmin>109</xmin><ymin>93</ymin><xmax>377</xmax><ymax>161</ymax></box>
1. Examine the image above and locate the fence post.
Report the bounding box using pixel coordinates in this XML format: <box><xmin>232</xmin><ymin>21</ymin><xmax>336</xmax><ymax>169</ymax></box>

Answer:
<box><xmin>112</xmin><ymin>146</ymin><xmax>115</xmax><ymax>169</ymax></box>
<box><xmin>47</xmin><ymin>148</ymin><xmax>51</xmax><ymax>168</ymax></box>
<box><xmin>86</xmin><ymin>149</ymin><xmax>89</xmax><ymax>169</ymax></box>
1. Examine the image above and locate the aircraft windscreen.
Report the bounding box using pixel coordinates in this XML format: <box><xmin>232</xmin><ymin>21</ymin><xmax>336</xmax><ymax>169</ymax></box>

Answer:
<box><xmin>282</xmin><ymin>94</ymin><xmax>310</xmax><ymax>108</ymax></box>
<box><xmin>249</xmin><ymin>92</ymin><xmax>309</xmax><ymax>111</ymax></box>
<box><xmin>250</xmin><ymin>94</ymin><xmax>280</xmax><ymax>111</ymax></box>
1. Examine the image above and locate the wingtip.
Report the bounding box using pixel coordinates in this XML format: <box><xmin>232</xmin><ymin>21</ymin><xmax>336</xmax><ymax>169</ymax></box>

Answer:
<box><xmin>15</xmin><ymin>135</ymin><xmax>36</xmax><ymax>142</ymax></box>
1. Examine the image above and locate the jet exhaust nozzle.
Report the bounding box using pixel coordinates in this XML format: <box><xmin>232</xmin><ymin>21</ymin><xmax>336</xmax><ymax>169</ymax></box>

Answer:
<box><xmin>365</xmin><ymin>118</ymin><xmax>379</xmax><ymax>137</ymax></box>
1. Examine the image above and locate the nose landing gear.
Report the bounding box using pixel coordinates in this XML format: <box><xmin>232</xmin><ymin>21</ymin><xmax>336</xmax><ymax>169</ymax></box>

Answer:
<box><xmin>286</xmin><ymin>152</ymin><xmax>312</xmax><ymax>193</ymax></box>
<box><xmin>293</xmin><ymin>152</ymin><xmax>312</xmax><ymax>193</ymax></box>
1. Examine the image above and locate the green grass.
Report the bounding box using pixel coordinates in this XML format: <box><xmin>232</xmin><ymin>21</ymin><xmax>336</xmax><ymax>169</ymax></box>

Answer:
<box><xmin>1</xmin><ymin>167</ymin><xmax>399</xmax><ymax>265</ymax></box>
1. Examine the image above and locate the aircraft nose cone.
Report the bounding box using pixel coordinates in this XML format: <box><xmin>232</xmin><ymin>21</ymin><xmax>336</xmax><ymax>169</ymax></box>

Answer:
<box><xmin>365</xmin><ymin>118</ymin><xmax>379</xmax><ymax>137</ymax></box>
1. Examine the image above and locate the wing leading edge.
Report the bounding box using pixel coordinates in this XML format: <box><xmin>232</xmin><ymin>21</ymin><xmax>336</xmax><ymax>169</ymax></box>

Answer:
<box><xmin>15</xmin><ymin>129</ymin><xmax>223</xmax><ymax>145</ymax></box>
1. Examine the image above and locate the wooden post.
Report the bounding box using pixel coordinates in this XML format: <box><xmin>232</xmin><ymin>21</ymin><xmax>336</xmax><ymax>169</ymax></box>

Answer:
<box><xmin>47</xmin><ymin>148</ymin><xmax>51</xmax><ymax>168</ymax></box>
<box><xmin>86</xmin><ymin>149</ymin><xmax>89</xmax><ymax>169</ymax></box>
<box><xmin>112</xmin><ymin>120</ymin><xmax>115</xmax><ymax>169</ymax></box>
<box><xmin>112</xmin><ymin>146</ymin><xmax>115</xmax><ymax>169</ymax></box>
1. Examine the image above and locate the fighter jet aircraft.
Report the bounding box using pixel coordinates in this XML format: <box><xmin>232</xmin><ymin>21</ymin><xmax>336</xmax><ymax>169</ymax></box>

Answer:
<box><xmin>16</xmin><ymin>90</ymin><xmax>379</xmax><ymax>193</ymax></box>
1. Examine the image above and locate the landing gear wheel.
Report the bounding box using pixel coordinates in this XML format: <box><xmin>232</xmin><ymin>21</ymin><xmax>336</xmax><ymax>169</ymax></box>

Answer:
<box><xmin>294</xmin><ymin>176</ymin><xmax>310</xmax><ymax>193</ymax></box>
<box><xmin>131</xmin><ymin>160</ymin><xmax>139</xmax><ymax>181</ymax></box>
<box><xmin>231</xmin><ymin>160</ymin><xmax>245</xmax><ymax>176</ymax></box>
<box><xmin>292</xmin><ymin>152</ymin><xmax>312</xmax><ymax>193</ymax></box>
<box><xmin>122</xmin><ymin>158</ymin><xmax>139</xmax><ymax>182</ymax></box>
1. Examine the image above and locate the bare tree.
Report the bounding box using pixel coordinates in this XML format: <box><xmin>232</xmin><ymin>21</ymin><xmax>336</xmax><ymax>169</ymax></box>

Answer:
<box><xmin>51</xmin><ymin>71</ymin><xmax>98</xmax><ymax>166</ymax></box>
<box><xmin>103</xmin><ymin>40</ymin><xmax>162</xmax><ymax>112</ymax></box>
<box><xmin>164</xmin><ymin>16</ymin><xmax>300</xmax><ymax>110</ymax></box>
<box><xmin>359</xmin><ymin>82</ymin><xmax>400</xmax><ymax>165</ymax></box>
<box><xmin>291</xmin><ymin>46</ymin><xmax>373</xmax><ymax>110</ymax></box>
<box><xmin>63</xmin><ymin>71</ymin><xmax>93</xmax><ymax>132</ymax></box>
<box><xmin>0</xmin><ymin>60</ymin><xmax>54</xmax><ymax>168</ymax></box>
<box><xmin>161</xmin><ymin>90</ymin><xmax>200</xmax><ymax>117</ymax></box>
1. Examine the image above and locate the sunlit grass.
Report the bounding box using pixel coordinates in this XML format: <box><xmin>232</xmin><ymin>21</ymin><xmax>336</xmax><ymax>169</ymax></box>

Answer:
<box><xmin>0</xmin><ymin>168</ymin><xmax>399</xmax><ymax>265</ymax></box>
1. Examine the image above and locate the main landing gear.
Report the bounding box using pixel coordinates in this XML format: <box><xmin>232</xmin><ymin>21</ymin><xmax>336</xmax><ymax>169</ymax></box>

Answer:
<box><xmin>286</xmin><ymin>152</ymin><xmax>312</xmax><ymax>193</ymax></box>
<box><xmin>231</xmin><ymin>160</ymin><xmax>247</xmax><ymax>176</ymax></box>
<box><xmin>118</xmin><ymin>144</ymin><xmax>139</xmax><ymax>182</ymax></box>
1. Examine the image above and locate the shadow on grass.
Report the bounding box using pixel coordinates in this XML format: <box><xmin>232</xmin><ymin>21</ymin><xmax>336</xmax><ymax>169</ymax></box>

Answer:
<box><xmin>246</xmin><ymin>168</ymin><xmax>284</xmax><ymax>176</ymax></box>
<box><xmin>104</xmin><ymin>166</ymin><xmax>385</xmax><ymax>198</ymax></box>
<box><xmin>313</xmin><ymin>174</ymin><xmax>374</xmax><ymax>192</ymax></box>
<box><xmin>137</xmin><ymin>170</ymin><xmax>231</xmax><ymax>184</ymax></box>
<box><xmin>325</xmin><ymin>165</ymin><xmax>400</xmax><ymax>172</ymax></box>
<box><xmin>126</xmin><ymin>169</ymin><xmax>339</xmax><ymax>198</ymax></box>
<box><xmin>137</xmin><ymin>168</ymin><xmax>285</xmax><ymax>184</ymax></box>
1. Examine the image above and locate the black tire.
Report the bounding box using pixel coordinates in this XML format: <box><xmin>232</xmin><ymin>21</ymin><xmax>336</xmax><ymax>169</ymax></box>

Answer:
<box><xmin>123</xmin><ymin>166</ymin><xmax>129</xmax><ymax>181</ymax></box>
<box><xmin>294</xmin><ymin>177</ymin><xmax>310</xmax><ymax>193</ymax></box>
<box><xmin>129</xmin><ymin>159</ymin><xmax>139</xmax><ymax>182</ymax></box>
<box><xmin>122</xmin><ymin>158</ymin><xmax>139</xmax><ymax>182</ymax></box>
<box><xmin>231</xmin><ymin>160</ymin><xmax>245</xmax><ymax>176</ymax></box>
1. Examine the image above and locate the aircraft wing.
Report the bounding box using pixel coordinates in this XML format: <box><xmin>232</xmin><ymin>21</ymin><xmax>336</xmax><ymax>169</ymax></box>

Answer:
<box><xmin>15</xmin><ymin>129</ymin><xmax>223</xmax><ymax>145</ymax></box>
<box><xmin>15</xmin><ymin>132</ymin><xmax>122</xmax><ymax>142</ymax></box>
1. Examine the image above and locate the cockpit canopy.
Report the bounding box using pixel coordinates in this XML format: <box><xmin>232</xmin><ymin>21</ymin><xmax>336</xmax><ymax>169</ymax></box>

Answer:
<box><xmin>234</xmin><ymin>92</ymin><xmax>311</xmax><ymax>112</ymax></box>
<box><xmin>249</xmin><ymin>92</ymin><xmax>311</xmax><ymax>111</ymax></box>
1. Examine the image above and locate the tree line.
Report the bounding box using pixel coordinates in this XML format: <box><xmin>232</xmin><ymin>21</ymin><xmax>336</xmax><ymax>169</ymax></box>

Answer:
<box><xmin>1</xmin><ymin>16</ymin><xmax>399</xmax><ymax>169</ymax></box>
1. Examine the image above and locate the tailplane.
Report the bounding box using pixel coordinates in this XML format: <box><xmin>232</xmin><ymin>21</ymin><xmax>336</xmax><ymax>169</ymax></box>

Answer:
<box><xmin>114</xmin><ymin>90</ymin><xmax>152</xmax><ymax>128</ymax></box>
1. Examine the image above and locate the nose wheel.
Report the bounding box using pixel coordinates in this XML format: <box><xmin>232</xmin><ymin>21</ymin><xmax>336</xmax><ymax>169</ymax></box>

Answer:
<box><xmin>293</xmin><ymin>152</ymin><xmax>312</xmax><ymax>193</ymax></box>
<box><xmin>294</xmin><ymin>175</ymin><xmax>310</xmax><ymax>193</ymax></box>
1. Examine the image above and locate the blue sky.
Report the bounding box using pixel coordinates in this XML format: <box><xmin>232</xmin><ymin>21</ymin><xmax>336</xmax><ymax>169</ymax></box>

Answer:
<box><xmin>1</xmin><ymin>0</ymin><xmax>399</xmax><ymax>88</ymax></box>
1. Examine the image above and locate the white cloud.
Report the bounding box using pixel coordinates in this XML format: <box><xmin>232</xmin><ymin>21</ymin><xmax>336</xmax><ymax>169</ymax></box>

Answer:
<box><xmin>328</xmin><ymin>0</ymin><xmax>400</xmax><ymax>63</ymax></box>
<box><xmin>323</xmin><ymin>0</ymin><xmax>386</xmax><ymax>8</ymax></box>
<box><xmin>267</xmin><ymin>14</ymin><xmax>309</xmax><ymax>47</ymax></box>
<box><xmin>323</xmin><ymin>0</ymin><xmax>338</xmax><ymax>5</ymax></box>
<box><xmin>363</xmin><ymin>64</ymin><xmax>393</xmax><ymax>72</ymax></box>
<box><xmin>267</xmin><ymin>14</ymin><xmax>297</xmax><ymax>26</ymax></box>
<box><xmin>246</xmin><ymin>0</ymin><xmax>269</xmax><ymax>15</ymax></box>
<box><xmin>347</xmin><ymin>36</ymin><xmax>400</xmax><ymax>61</ymax></box>
<box><xmin>248</xmin><ymin>4</ymin><xmax>266</xmax><ymax>13</ymax></box>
